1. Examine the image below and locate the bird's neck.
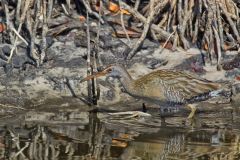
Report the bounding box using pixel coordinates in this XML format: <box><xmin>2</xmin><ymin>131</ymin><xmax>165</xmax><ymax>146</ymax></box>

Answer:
<box><xmin>118</xmin><ymin>71</ymin><xmax>134</xmax><ymax>93</ymax></box>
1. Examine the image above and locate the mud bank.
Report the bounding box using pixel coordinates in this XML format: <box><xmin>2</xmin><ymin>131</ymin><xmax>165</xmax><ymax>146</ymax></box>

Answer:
<box><xmin>0</xmin><ymin>37</ymin><xmax>239</xmax><ymax>112</ymax></box>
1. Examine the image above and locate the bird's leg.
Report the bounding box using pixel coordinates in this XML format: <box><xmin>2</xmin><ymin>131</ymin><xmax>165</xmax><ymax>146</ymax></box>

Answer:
<box><xmin>142</xmin><ymin>103</ymin><xmax>147</xmax><ymax>112</ymax></box>
<box><xmin>186</xmin><ymin>104</ymin><xmax>197</xmax><ymax>119</ymax></box>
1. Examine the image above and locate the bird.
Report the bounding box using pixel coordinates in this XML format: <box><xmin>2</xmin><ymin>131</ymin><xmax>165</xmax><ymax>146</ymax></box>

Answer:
<box><xmin>81</xmin><ymin>64</ymin><xmax>231</xmax><ymax>119</ymax></box>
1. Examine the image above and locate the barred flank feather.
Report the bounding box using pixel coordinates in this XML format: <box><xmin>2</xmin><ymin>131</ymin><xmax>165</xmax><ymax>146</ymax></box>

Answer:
<box><xmin>133</xmin><ymin>69</ymin><xmax>222</xmax><ymax>104</ymax></box>
<box><xmin>87</xmin><ymin>65</ymin><xmax>231</xmax><ymax>105</ymax></box>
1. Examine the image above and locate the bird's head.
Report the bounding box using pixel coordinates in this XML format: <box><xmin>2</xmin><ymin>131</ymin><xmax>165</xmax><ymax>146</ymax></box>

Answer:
<box><xmin>81</xmin><ymin>64</ymin><xmax>127</xmax><ymax>82</ymax></box>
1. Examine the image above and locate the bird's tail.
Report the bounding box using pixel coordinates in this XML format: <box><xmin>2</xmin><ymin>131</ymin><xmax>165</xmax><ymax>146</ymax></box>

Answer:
<box><xmin>209</xmin><ymin>82</ymin><xmax>240</xmax><ymax>101</ymax></box>
<box><xmin>209</xmin><ymin>89</ymin><xmax>232</xmax><ymax>98</ymax></box>
<box><xmin>209</xmin><ymin>89</ymin><xmax>223</xmax><ymax>97</ymax></box>
<box><xmin>231</xmin><ymin>82</ymin><xmax>240</xmax><ymax>95</ymax></box>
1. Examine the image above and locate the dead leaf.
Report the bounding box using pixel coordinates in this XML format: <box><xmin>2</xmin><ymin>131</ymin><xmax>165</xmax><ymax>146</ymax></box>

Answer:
<box><xmin>79</xmin><ymin>15</ymin><xmax>86</xmax><ymax>22</ymax></box>
<box><xmin>109</xmin><ymin>2</ymin><xmax>130</xmax><ymax>14</ymax></box>
<box><xmin>204</xmin><ymin>43</ymin><xmax>208</xmax><ymax>50</ymax></box>
<box><xmin>236</xmin><ymin>76</ymin><xmax>240</xmax><ymax>81</ymax></box>
<box><xmin>0</xmin><ymin>23</ymin><xmax>6</xmax><ymax>32</ymax></box>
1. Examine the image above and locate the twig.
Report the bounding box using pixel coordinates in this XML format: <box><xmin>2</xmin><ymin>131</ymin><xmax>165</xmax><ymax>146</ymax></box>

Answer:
<box><xmin>66</xmin><ymin>0</ymin><xmax>72</xmax><ymax>12</ymax></box>
<box><xmin>158</xmin><ymin>13</ymin><xmax>168</xmax><ymax>28</ymax></box>
<box><xmin>220</xmin><ymin>4</ymin><xmax>240</xmax><ymax>42</ymax></box>
<box><xmin>61</xmin><ymin>3</ymin><xmax>70</xmax><ymax>15</ymax></box>
<box><xmin>127</xmin><ymin>0</ymin><xmax>156</xmax><ymax>59</ymax></box>
<box><xmin>128</xmin><ymin>0</ymin><xmax>171</xmax><ymax>59</ymax></box>
<box><xmin>216</xmin><ymin>3</ymin><xmax>224</xmax><ymax>50</ymax></box>
<box><xmin>159</xmin><ymin>30</ymin><xmax>176</xmax><ymax>54</ymax></box>
<box><xmin>172</xmin><ymin>32</ymin><xmax>179</xmax><ymax>51</ymax></box>
<box><xmin>178</xmin><ymin>5</ymin><xmax>192</xmax><ymax>50</ymax></box>
<box><xmin>47</xmin><ymin>0</ymin><xmax>54</xmax><ymax>19</ymax></box>
<box><xmin>41</xmin><ymin>0</ymin><xmax>48</xmax><ymax>64</ymax></box>
<box><xmin>28</xmin><ymin>0</ymin><xmax>41</xmax><ymax>66</ymax></box>
<box><xmin>86</xmin><ymin>11</ymin><xmax>92</xmax><ymax>104</ymax></box>
<box><xmin>188</xmin><ymin>0</ymin><xmax>194</xmax><ymax>38</ymax></box>
<box><xmin>177</xmin><ymin>0</ymin><xmax>183</xmax><ymax>27</ymax></box>
<box><xmin>64</xmin><ymin>77</ymin><xmax>77</xmax><ymax>97</ymax></box>
<box><xmin>91</xmin><ymin>65</ymin><xmax>97</xmax><ymax>105</ymax></box>
<box><xmin>192</xmin><ymin>1</ymin><xmax>202</xmax><ymax>43</ymax></box>
<box><xmin>134</xmin><ymin>0</ymin><xmax>141</xmax><ymax>10</ymax></box>
<box><xmin>96</xmin><ymin>0</ymin><xmax>102</xmax><ymax>101</ymax></box>
<box><xmin>121</xmin><ymin>1</ymin><xmax>172</xmax><ymax>41</ymax></box>
<box><xmin>212</xmin><ymin>25</ymin><xmax>222</xmax><ymax>70</ymax></box>
<box><xmin>119</xmin><ymin>0</ymin><xmax>131</xmax><ymax>44</ymax></box>
<box><xmin>7</xmin><ymin>0</ymin><xmax>32</xmax><ymax>63</ymax></box>
<box><xmin>166</xmin><ymin>0</ymin><xmax>177</xmax><ymax>31</ymax></box>
<box><xmin>10</xmin><ymin>27</ymin><xmax>28</xmax><ymax>45</ymax></box>
<box><xmin>81</xmin><ymin>0</ymin><xmax>104</xmax><ymax>24</ymax></box>
<box><xmin>2</xmin><ymin>1</ymin><xmax>14</xmax><ymax>44</ymax></box>
<box><xmin>16</xmin><ymin>0</ymin><xmax>21</xmax><ymax>23</ymax></box>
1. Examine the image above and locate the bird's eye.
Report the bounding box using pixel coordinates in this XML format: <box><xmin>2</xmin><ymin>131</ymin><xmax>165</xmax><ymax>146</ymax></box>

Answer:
<box><xmin>107</xmin><ymin>68</ymin><xmax>112</xmax><ymax>72</ymax></box>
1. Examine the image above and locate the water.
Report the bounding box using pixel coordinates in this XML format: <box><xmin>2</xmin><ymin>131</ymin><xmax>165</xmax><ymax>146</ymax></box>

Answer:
<box><xmin>0</xmin><ymin>104</ymin><xmax>240</xmax><ymax>160</ymax></box>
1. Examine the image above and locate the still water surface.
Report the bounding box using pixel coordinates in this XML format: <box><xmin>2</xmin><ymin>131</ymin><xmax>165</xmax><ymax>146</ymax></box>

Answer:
<box><xmin>0</xmin><ymin>104</ymin><xmax>240</xmax><ymax>160</ymax></box>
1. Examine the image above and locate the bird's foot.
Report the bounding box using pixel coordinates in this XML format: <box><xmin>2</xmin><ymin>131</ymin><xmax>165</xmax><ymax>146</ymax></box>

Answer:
<box><xmin>187</xmin><ymin>104</ymin><xmax>197</xmax><ymax>119</ymax></box>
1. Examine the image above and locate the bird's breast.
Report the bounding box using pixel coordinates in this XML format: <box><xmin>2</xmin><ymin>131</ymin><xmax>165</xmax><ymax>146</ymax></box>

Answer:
<box><xmin>130</xmin><ymin>82</ymin><xmax>167</xmax><ymax>103</ymax></box>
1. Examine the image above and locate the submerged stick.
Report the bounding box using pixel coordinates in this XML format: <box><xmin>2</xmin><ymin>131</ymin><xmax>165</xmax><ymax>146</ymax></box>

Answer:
<box><xmin>91</xmin><ymin>65</ymin><xmax>97</xmax><ymax>105</ymax></box>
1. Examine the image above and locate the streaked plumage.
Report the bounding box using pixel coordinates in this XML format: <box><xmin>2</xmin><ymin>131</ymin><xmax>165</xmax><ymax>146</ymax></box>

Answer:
<box><xmin>130</xmin><ymin>69</ymin><xmax>221</xmax><ymax>104</ymax></box>
<box><xmin>81</xmin><ymin>64</ymin><xmax>231</xmax><ymax>118</ymax></box>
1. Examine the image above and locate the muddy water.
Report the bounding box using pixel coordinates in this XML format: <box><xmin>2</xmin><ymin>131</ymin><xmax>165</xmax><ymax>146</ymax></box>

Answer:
<box><xmin>0</xmin><ymin>104</ymin><xmax>240</xmax><ymax>160</ymax></box>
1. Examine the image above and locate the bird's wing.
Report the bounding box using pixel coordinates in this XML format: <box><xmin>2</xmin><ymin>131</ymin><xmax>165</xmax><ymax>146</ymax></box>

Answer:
<box><xmin>142</xmin><ymin>70</ymin><xmax>221</xmax><ymax>102</ymax></box>
<box><xmin>161</xmin><ymin>70</ymin><xmax>221</xmax><ymax>99</ymax></box>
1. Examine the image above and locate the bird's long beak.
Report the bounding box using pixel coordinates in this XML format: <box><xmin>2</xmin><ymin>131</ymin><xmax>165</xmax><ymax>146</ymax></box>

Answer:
<box><xmin>80</xmin><ymin>66</ymin><xmax>111</xmax><ymax>82</ymax></box>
